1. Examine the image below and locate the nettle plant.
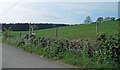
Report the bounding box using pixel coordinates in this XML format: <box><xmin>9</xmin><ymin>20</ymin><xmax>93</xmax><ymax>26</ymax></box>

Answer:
<box><xmin>96</xmin><ymin>33</ymin><xmax>119</xmax><ymax>65</ymax></box>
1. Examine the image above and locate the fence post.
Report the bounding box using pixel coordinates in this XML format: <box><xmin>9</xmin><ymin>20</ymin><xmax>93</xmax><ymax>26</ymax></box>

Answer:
<box><xmin>96</xmin><ymin>22</ymin><xmax>98</xmax><ymax>34</ymax></box>
<box><xmin>55</xmin><ymin>27</ymin><xmax>58</xmax><ymax>39</ymax></box>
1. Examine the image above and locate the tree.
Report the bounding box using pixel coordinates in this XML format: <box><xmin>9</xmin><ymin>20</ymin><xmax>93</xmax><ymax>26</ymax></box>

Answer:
<box><xmin>97</xmin><ymin>17</ymin><xmax>103</xmax><ymax>23</ymax></box>
<box><xmin>117</xmin><ymin>18</ymin><xmax>120</xmax><ymax>21</ymax></box>
<box><xmin>84</xmin><ymin>16</ymin><xmax>92</xmax><ymax>24</ymax></box>
<box><xmin>104</xmin><ymin>17</ymin><xmax>111</xmax><ymax>22</ymax></box>
<box><xmin>32</xmin><ymin>24</ymin><xmax>38</xmax><ymax>30</ymax></box>
<box><xmin>111</xmin><ymin>17</ymin><xmax>116</xmax><ymax>21</ymax></box>
<box><xmin>31</xmin><ymin>24</ymin><xmax>38</xmax><ymax>33</ymax></box>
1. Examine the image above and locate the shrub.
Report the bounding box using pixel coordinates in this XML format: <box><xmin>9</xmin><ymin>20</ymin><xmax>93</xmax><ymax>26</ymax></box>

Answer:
<box><xmin>95</xmin><ymin>33</ymin><xmax>119</xmax><ymax>67</ymax></box>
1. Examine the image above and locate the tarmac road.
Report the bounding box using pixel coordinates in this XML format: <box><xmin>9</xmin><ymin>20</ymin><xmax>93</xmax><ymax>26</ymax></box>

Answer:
<box><xmin>2</xmin><ymin>43</ymin><xmax>73</xmax><ymax>68</ymax></box>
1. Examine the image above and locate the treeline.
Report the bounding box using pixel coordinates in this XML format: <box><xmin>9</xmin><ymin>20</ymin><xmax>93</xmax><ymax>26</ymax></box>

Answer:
<box><xmin>2</xmin><ymin>23</ymin><xmax>69</xmax><ymax>31</ymax></box>
<box><xmin>84</xmin><ymin>16</ymin><xmax>120</xmax><ymax>24</ymax></box>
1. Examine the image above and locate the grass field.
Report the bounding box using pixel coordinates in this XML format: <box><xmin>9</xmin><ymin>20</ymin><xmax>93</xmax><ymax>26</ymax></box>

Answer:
<box><xmin>11</xmin><ymin>21</ymin><xmax>118</xmax><ymax>40</ymax></box>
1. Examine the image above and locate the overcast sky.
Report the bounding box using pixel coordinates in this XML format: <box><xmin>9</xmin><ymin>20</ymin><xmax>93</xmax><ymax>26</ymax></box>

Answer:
<box><xmin>0</xmin><ymin>0</ymin><xmax>119</xmax><ymax>24</ymax></box>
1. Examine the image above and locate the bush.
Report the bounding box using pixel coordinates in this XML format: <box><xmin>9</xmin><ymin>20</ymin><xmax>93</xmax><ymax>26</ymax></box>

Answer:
<box><xmin>96</xmin><ymin>33</ymin><xmax>119</xmax><ymax>67</ymax></box>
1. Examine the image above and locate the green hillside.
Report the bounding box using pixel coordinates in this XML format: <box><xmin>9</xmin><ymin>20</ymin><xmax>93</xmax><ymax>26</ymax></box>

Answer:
<box><xmin>11</xmin><ymin>21</ymin><xmax>118</xmax><ymax>40</ymax></box>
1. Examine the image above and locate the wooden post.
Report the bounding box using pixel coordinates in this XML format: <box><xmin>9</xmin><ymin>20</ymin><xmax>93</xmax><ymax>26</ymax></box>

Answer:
<box><xmin>29</xmin><ymin>23</ymin><xmax>31</xmax><ymax>41</ymax></box>
<box><xmin>55</xmin><ymin>27</ymin><xmax>58</xmax><ymax>39</ymax></box>
<box><xmin>96</xmin><ymin>22</ymin><xmax>99</xmax><ymax>46</ymax></box>
<box><xmin>32</xmin><ymin>26</ymin><xmax>34</xmax><ymax>33</ymax></box>
<box><xmin>20</xmin><ymin>32</ymin><xmax>22</xmax><ymax>37</ymax></box>
<box><xmin>96</xmin><ymin>22</ymin><xmax>98</xmax><ymax>34</ymax></box>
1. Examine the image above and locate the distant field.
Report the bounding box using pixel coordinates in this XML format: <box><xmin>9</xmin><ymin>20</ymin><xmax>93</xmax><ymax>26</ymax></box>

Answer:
<box><xmin>10</xmin><ymin>21</ymin><xmax>118</xmax><ymax>40</ymax></box>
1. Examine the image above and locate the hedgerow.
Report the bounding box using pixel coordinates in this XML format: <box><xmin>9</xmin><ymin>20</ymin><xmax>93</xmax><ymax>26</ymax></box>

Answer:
<box><xmin>3</xmin><ymin>32</ymin><xmax>119</xmax><ymax>68</ymax></box>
